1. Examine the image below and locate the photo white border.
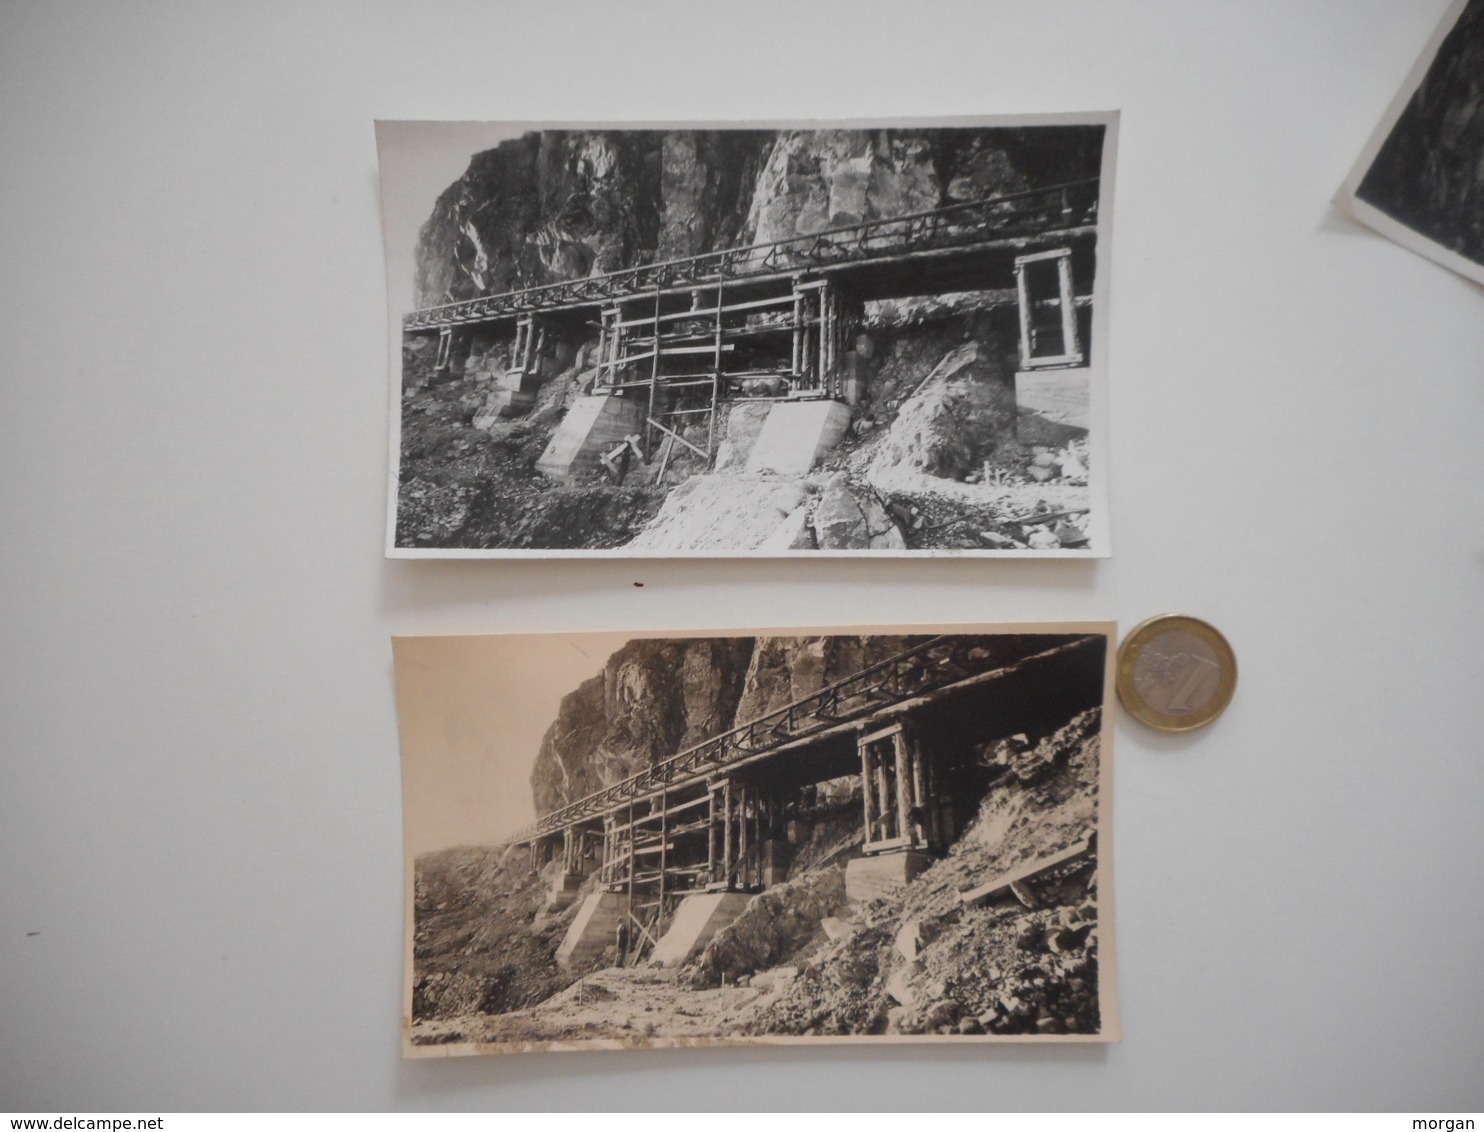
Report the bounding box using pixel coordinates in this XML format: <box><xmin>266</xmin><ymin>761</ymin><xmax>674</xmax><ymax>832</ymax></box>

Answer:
<box><xmin>393</xmin><ymin>618</ymin><xmax>1120</xmax><ymax>1057</ymax></box>
<box><xmin>1336</xmin><ymin>0</ymin><xmax>1484</xmax><ymax>287</ymax></box>
<box><xmin>376</xmin><ymin>114</ymin><xmax>1119</xmax><ymax>559</ymax></box>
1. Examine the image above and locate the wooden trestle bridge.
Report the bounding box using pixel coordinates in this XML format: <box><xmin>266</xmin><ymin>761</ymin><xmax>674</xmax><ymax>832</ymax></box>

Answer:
<box><xmin>512</xmin><ymin>633</ymin><xmax>1107</xmax><ymax>957</ymax></box>
<box><xmin>405</xmin><ymin>180</ymin><xmax>1100</xmax><ymax>467</ymax></box>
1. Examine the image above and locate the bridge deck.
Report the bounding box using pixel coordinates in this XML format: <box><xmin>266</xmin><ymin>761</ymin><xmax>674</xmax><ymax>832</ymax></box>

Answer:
<box><xmin>508</xmin><ymin>632</ymin><xmax>1105</xmax><ymax>848</ymax></box>
<box><xmin>404</xmin><ymin>179</ymin><xmax>1099</xmax><ymax>333</ymax></box>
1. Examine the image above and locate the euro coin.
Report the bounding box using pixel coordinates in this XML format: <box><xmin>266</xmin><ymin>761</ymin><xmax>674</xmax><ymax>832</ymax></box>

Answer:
<box><xmin>1117</xmin><ymin>615</ymin><xmax>1236</xmax><ymax>732</ymax></box>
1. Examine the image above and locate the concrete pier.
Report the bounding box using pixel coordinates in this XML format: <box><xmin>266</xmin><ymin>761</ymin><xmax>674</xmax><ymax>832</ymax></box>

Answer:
<box><xmin>555</xmin><ymin>892</ymin><xmax>627</xmax><ymax>971</ymax></box>
<box><xmin>535</xmin><ymin>395</ymin><xmax>645</xmax><ymax>483</ymax></box>
<box><xmin>649</xmin><ymin>893</ymin><xmax>752</xmax><ymax>967</ymax></box>
<box><xmin>845</xmin><ymin>852</ymin><xmax>933</xmax><ymax>903</ymax></box>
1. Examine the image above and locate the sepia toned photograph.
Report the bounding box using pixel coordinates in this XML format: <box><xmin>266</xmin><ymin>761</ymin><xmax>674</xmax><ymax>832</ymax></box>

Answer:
<box><xmin>1339</xmin><ymin>0</ymin><xmax>1484</xmax><ymax>285</ymax></box>
<box><xmin>377</xmin><ymin>117</ymin><xmax>1116</xmax><ymax>557</ymax></box>
<box><xmin>393</xmin><ymin>625</ymin><xmax>1118</xmax><ymax>1056</ymax></box>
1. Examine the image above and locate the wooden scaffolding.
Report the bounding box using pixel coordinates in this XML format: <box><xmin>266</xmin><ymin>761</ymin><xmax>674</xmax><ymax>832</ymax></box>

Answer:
<box><xmin>592</xmin><ymin>276</ymin><xmax>851</xmax><ymax>469</ymax></box>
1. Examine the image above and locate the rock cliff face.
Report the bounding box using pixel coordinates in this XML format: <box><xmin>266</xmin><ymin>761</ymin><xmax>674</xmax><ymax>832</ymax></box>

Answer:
<box><xmin>529</xmin><ymin>634</ymin><xmax>939</xmax><ymax>815</ymax></box>
<box><xmin>530</xmin><ymin>636</ymin><xmax>752</xmax><ymax>815</ymax></box>
<box><xmin>731</xmin><ymin>635</ymin><xmax>926</xmax><ymax>724</ymax></box>
<box><xmin>415</xmin><ymin>127</ymin><xmax>1100</xmax><ymax>307</ymax></box>
<box><xmin>416</xmin><ymin>130</ymin><xmax>772</xmax><ymax>307</ymax></box>
<box><xmin>401</xmin><ymin>125</ymin><xmax>1106</xmax><ymax>553</ymax></box>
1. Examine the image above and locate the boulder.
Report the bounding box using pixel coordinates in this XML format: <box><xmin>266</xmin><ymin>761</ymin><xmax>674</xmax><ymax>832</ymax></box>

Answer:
<box><xmin>1026</xmin><ymin>527</ymin><xmax>1061</xmax><ymax>549</ymax></box>
<box><xmin>820</xmin><ymin>917</ymin><xmax>852</xmax><ymax>942</ymax></box>
<box><xmin>626</xmin><ymin>474</ymin><xmax>814</xmax><ymax>552</ymax></box>
<box><xmin>684</xmin><ymin>867</ymin><xmax>846</xmax><ymax>987</ymax></box>
<box><xmin>921</xmin><ymin>1000</ymin><xmax>962</xmax><ymax>1032</ymax></box>
<box><xmin>893</xmin><ymin>920</ymin><xmax>923</xmax><ymax>962</ymax></box>
<box><xmin>885</xmin><ymin>959</ymin><xmax>924</xmax><ymax>1006</ymax></box>
<box><xmin>750</xmin><ymin>966</ymin><xmax>800</xmax><ymax>993</ymax></box>
<box><xmin>813</xmin><ymin>473</ymin><xmax>867</xmax><ymax>548</ymax></box>
<box><xmin>813</xmin><ymin>473</ymin><xmax>905</xmax><ymax>550</ymax></box>
<box><xmin>866</xmin><ymin>343</ymin><xmax>1015</xmax><ymax>483</ymax></box>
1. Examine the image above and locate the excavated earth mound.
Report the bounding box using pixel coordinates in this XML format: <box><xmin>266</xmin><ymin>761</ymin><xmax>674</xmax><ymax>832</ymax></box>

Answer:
<box><xmin>740</xmin><ymin>707</ymin><xmax>1104</xmax><ymax>1038</ymax></box>
<box><xmin>412</xmin><ymin>845</ymin><xmax>577</xmax><ymax>1027</ymax></box>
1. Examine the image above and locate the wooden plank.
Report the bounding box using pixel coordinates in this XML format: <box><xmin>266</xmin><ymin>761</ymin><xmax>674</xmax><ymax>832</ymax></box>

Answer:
<box><xmin>646</xmin><ymin>416</ymin><xmax>707</xmax><ymax>460</ymax></box>
<box><xmin>653</xmin><ymin>433</ymin><xmax>675</xmax><ymax>486</ymax></box>
<box><xmin>875</xmin><ymin>757</ymin><xmax>893</xmax><ymax>842</ymax></box>
<box><xmin>646</xmin><ymin>289</ymin><xmax>662</xmax><ymax>456</ymax></box>
<box><xmin>612</xmin><ymin>292</ymin><xmax>794</xmax><ymax>328</ymax></box>
<box><xmin>631</xmin><ymin>842</ymin><xmax>677</xmax><ymax>856</ymax></box>
<box><xmin>708</xmin><ymin>275</ymin><xmax>723</xmax><ymax>462</ymax></box>
<box><xmin>894</xmin><ymin>731</ymin><xmax>911</xmax><ymax>848</ymax></box>
<box><xmin>958</xmin><ymin>837</ymin><xmax>1093</xmax><ymax>907</ymax></box>
<box><xmin>722</xmin><ymin>780</ymin><xmax>733</xmax><ymax>888</ymax></box>
<box><xmin>658</xmin><ymin>786</ymin><xmax>668</xmax><ymax>939</ymax></box>
<box><xmin>625</xmin><ymin>343</ymin><xmax>733</xmax><ymax>356</ymax></box>
<box><xmin>605</xmin><ymin>348</ymin><xmax>659</xmax><ymax>367</ymax></box>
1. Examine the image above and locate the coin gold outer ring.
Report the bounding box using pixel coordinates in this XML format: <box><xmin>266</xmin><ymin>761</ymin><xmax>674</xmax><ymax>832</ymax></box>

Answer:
<box><xmin>1117</xmin><ymin>614</ymin><xmax>1237</xmax><ymax>733</ymax></box>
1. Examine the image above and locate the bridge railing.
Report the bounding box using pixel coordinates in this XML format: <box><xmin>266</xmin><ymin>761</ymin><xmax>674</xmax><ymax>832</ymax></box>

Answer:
<box><xmin>502</xmin><ymin>633</ymin><xmax>1080</xmax><ymax>846</ymax></box>
<box><xmin>403</xmin><ymin>179</ymin><xmax>1100</xmax><ymax>331</ymax></box>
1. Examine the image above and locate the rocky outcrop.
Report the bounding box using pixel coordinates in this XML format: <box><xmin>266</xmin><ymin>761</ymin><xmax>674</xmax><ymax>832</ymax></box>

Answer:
<box><xmin>657</xmin><ymin>131</ymin><xmax>774</xmax><ymax>260</ymax></box>
<box><xmin>742</xmin><ymin>706</ymin><xmax>1105</xmax><ymax>1038</ymax></box>
<box><xmin>623</xmin><ymin>475</ymin><xmax>811</xmax><ymax>553</ymax></box>
<box><xmin>402</xmin><ymin>127</ymin><xmax>1105</xmax><ymax>551</ymax></box>
<box><xmin>531</xmin><ymin>634</ymin><xmax>936</xmax><ymax>814</ymax></box>
<box><xmin>732</xmin><ymin>634</ymin><xmax>926</xmax><ymax>724</ymax></box>
<box><xmin>416</xmin><ymin>131</ymin><xmax>646</xmax><ymax>306</ymax></box>
<box><xmin>866</xmin><ymin>338</ymin><xmax>1018</xmax><ymax>483</ymax></box>
<box><xmin>414</xmin><ymin>127</ymin><xmax>1103</xmax><ymax>307</ymax></box>
<box><xmin>743</xmin><ymin>130</ymin><xmax>941</xmax><ymax>246</ymax></box>
<box><xmin>812</xmin><ymin>472</ymin><xmax>906</xmax><ymax>550</ymax></box>
<box><xmin>416</xmin><ymin>130</ymin><xmax>768</xmax><ymax>307</ymax></box>
<box><xmin>530</xmin><ymin>637</ymin><xmax>753</xmax><ymax>815</ymax></box>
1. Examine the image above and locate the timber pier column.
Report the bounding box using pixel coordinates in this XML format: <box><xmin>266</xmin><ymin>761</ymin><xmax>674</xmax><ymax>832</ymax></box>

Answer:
<box><xmin>704</xmin><ymin>778</ymin><xmax>766</xmax><ymax>893</ymax></box>
<box><xmin>433</xmin><ymin>325</ymin><xmax>471</xmax><ymax>378</ymax></box>
<box><xmin>849</xmin><ymin>722</ymin><xmax>934</xmax><ymax>902</ymax></box>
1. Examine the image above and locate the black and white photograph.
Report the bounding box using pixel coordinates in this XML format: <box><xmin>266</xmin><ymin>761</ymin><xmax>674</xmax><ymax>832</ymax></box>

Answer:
<box><xmin>1339</xmin><ymin>0</ymin><xmax>1484</xmax><ymax>284</ymax></box>
<box><xmin>393</xmin><ymin>625</ymin><xmax>1118</xmax><ymax>1056</ymax></box>
<box><xmin>377</xmin><ymin>118</ymin><xmax>1116</xmax><ymax>556</ymax></box>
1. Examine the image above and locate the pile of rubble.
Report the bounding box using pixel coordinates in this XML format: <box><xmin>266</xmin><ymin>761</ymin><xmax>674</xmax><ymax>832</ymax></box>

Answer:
<box><xmin>736</xmin><ymin>707</ymin><xmax>1105</xmax><ymax>1037</ymax></box>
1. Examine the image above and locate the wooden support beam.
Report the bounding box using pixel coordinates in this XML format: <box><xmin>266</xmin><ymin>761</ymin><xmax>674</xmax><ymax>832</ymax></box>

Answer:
<box><xmin>646</xmin><ymin>289</ymin><xmax>662</xmax><ymax>457</ymax></box>
<box><xmin>708</xmin><ymin>274</ymin><xmax>723</xmax><ymax>463</ymax></box>
<box><xmin>910</xmin><ymin>740</ymin><xmax>929</xmax><ymax>849</ymax></box>
<box><xmin>645</xmin><ymin>416</ymin><xmax>707</xmax><ymax>460</ymax></box>
<box><xmin>722</xmin><ymin>780</ymin><xmax>734</xmax><ymax>891</ymax></box>
<box><xmin>791</xmin><ymin>288</ymin><xmax>803</xmax><ymax>378</ymax></box>
<box><xmin>653</xmin><ymin>433</ymin><xmax>675</xmax><ymax>486</ymax></box>
<box><xmin>604</xmin><ymin>789</ymin><xmax>710</xmax><ymax>835</ymax></box>
<box><xmin>626</xmin><ymin>800</ymin><xmax>636</xmax><ymax>911</ymax></box>
<box><xmin>958</xmin><ymin>838</ymin><xmax>1094</xmax><ymax>907</ymax></box>
<box><xmin>657</xmin><ymin>787</ymin><xmax>668</xmax><ymax>940</ymax></box>
<box><xmin>630</xmin><ymin>842</ymin><xmax>677</xmax><ymax>856</ymax></box>
<box><xmin>612</xmin><ymin>291</ymin><xmax>794</xmax><ymax>329</ymax></box>
<box><xmin>737</xmin><ymin>784</ymin><xmax>749</xmax><ymax>889</ymax></box>
<box><xmin>894</xmin><ymin>731</ymin><xmax>912</xmax><ymax>851</ymax></box>
<box><xmin>818</xmin><ymin>282</ymin><xmax>831</xmax><ymax>393</ymax></box>
<box><xmin>875</xmin><ymin>756</ymin><xmax>893</xmax><ymax>843</ymax></box>
<box><xmin>707</xmin><ymin>788</ymin><xmax>717</xmax><ymax>884</ymax></box>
